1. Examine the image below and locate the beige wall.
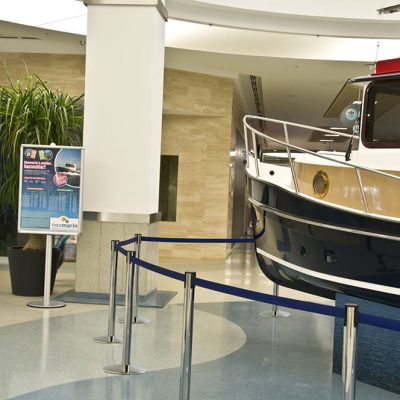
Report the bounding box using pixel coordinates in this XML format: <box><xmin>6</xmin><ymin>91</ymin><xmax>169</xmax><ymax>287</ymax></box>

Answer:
<box><xmin>0</xmin><ymin>54</ymin><xmax>239</xmax><ymax>260</ymax></box>
<box><xmin>0</xmin><ymin>53</ymin><xmax>85</xmax><ymax>96</ymax></box>
<box><xmin>227</xmin><ymin>84</ymin><xmax>247</xmax><ymax>239</ymax></box>
<box><xmin>160</xmin><ymin>69</ymin><xmax>235</xmax><ymax>259</ymax></box>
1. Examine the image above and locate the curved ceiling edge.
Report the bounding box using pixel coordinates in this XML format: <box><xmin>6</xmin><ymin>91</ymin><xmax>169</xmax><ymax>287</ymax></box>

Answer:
<box><xmin>166</xmin><ymin>0</ymin><xmax>400</xmax><ymax>39</ymax></box>
<box><xmin>186</xmin><ymin>0</ymin><xmax>400</xmax><ymax>20</ymax></box>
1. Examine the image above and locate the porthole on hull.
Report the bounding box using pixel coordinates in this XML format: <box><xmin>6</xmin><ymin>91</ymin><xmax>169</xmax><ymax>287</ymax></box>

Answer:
<box><xmin>312</xmin><ymin>170</ymin><xmax>329</xmax><ymax>198</ymax></box>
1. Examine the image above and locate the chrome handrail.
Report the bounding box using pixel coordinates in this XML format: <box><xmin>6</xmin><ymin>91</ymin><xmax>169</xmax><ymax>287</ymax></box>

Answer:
<box><xmin>283</xmin><ymin>121</ymin><xmax>299</xmax><ymax>193</ymax></box>
<box><xmin>243</xmin><ymin>115</ymin><xmax>400</xmax><ymax>215</ymax></box>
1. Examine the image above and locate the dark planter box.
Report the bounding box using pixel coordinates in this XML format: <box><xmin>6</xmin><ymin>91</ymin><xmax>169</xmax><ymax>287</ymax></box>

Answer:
<box><xmin>7</xmin><ymin>246</ymin><xmax>62</xmax><ymax>296</ymax></box>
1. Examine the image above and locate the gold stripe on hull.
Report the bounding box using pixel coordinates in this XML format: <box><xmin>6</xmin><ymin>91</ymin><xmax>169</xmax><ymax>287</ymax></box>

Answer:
<box><xmin>294</xmin><ymin>162</ymin><xmax>400</xmax><ymax>218</ymax></box>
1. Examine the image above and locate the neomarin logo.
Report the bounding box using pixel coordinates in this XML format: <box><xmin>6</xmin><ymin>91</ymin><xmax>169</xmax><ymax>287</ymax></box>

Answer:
<box><xmin>50</xmin><ymin>216</ymin><xmax>78</xmax><ymax>231</ymax></box>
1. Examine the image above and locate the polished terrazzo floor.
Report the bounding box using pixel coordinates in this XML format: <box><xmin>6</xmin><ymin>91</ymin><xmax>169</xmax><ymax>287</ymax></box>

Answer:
<box><xmin>0</xmin><ymin>246</ymin><xmax>399</xmax><ymax>400</ymax></box>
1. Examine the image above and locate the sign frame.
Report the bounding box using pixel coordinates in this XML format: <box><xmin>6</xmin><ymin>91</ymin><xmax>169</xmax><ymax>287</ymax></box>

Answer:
<box><xmin>18</xmin><ymin>144</ymin><xmax>85</xmax><ymax>235</ymax></box>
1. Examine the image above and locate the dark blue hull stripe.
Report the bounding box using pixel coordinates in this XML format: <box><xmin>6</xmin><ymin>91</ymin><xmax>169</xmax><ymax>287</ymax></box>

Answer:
<box><xmin>257</xmin><ymin>247</ymin><xmax>400</xmax><ymax>296</ymax></box>
<box><xmin>249</xmin><ymin>177</ymin><xmax>400</xmax><ymax>306</ymax></box>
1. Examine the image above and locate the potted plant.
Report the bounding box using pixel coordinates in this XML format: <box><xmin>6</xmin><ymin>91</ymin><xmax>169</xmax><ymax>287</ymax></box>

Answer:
<box><xmin>0</xmin><ymin>74</ymin><xmax>83</xmax><ymax>295</ymax></box>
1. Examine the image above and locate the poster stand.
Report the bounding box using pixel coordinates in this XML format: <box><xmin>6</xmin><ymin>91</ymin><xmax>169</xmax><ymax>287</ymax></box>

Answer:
<box><xmin>27</xmin><ymin>234</ymin><xmax>66</xmax><ymax>309</ymax></box>
<box><xmin>18</xmin><ymin>144</ymin><xmax>84</xmax><ymax>310</ymax></box>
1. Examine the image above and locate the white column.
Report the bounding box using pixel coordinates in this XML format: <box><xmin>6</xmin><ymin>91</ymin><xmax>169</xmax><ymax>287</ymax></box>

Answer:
<box><xmin>76</xmin><ymin>0</ymin><xmax>167</xmax><ymax>296</ymax></box>
<box><xmin>83</xmin><ymin>0</ymin><xmax>166</xmax><ymax>214</ymax></box>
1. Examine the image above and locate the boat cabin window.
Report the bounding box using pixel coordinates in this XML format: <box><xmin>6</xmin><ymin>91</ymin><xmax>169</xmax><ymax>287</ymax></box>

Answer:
<box><xmin>363</xmin><ymin>79</ymin><xmax>400</xmax><ymax>148</ymax></box>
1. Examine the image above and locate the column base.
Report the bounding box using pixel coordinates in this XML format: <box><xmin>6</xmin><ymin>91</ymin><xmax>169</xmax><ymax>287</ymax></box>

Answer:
<box><xmin>75</xmin><ymin>213</ymin><xmax>160</xmax><ymax>296</ymax></box>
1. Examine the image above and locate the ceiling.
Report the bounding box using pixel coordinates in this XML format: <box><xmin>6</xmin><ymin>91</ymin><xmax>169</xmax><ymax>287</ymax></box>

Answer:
<box><xmin>1</xmin><ymin>0</ymin><xmax>400</xmax><ymax>149</ymax></box>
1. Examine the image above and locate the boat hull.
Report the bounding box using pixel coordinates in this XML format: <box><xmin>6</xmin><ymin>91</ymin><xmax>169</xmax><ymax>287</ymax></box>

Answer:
<box><xmin>249</xmin><ymin>177</ymin><xmax>400</xmax><ymax>307</ymax></box>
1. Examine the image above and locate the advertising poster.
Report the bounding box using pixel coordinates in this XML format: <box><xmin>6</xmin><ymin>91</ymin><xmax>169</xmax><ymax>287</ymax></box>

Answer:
<box><xmin>18</xmin><ymin>145</ymin><xmax>84</xmax><ymax>234</ymax></box>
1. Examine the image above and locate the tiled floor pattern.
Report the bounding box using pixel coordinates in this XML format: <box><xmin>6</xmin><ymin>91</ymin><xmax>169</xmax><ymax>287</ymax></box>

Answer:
<box><xmin>0</xmin><ymin>246</ymin><xmax>399</xmax><ymax>399</ymax></box>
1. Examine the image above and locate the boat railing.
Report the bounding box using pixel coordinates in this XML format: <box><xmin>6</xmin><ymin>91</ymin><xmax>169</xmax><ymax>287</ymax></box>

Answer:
<box><xmin>243</xmin><ymin>115</ymin><xmax>400</xmax><ymax>216</ymax></box>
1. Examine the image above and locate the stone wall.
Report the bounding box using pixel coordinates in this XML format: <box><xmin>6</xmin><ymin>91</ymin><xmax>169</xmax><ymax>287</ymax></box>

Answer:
<box><xmin>160</xmin><ymin>69</ymin><xmax>235</xmax><ymax>260</ymax></box>
<box><xmin>0</xmin><ymin>53</ymin><xmax>85</xmax><ymax>96</ymax></box>
<box><xmin>0</xmin><ymin>54</ymin><xmax>238</xmax><ymax>261</ymax></box>
<box><xmin>227</xmin><ymin>83</ymin><xmax>247</xmax><ymax>240</ymax></box>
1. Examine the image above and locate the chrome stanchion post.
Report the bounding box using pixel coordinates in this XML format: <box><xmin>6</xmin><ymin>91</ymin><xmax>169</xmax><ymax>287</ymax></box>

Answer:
<box><xmin>133</xmin><ymin>234</ymin><xmax>150</xmax><ymax>324</ymax></box>
<box><xmin>118</xmin><ymin>234</ymin><xmax>151</xmax><ymax>325</ymax></box>
<box><xmin>94</xmin><ymin>240</ymin><xmax>122</xmax><ymax>344</ymax></box>
<box><xmin>342</xmin><ymin>304</ymin><xmax>358</xmax><ymax>400</ymax></box>
<box><xmin>28</xmin><ymin>234</ymin><xmax>66</xmax><ymax>309</ymax></box>
<box><xmin>259</xmin><ymin>282</ymin><xmax>290</xmax><ymax>318</ymax></box>
<box><xmin>104</xmin><ymin>251</ymin><xmax>146</xmax><ymax>375</ymax></box>
<box><xmin>272</xmin><ymin>282</ymin><xmax>278</xmax><ymax>317</ymax></box>
<box><xmin>179</xmin><ymin>272</ymin><xmax>196</xmax><ymax>400</ymax></box>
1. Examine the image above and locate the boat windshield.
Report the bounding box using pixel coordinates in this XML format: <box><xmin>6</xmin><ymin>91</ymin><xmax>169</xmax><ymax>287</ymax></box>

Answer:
<box><xmin>363</xmin><ymin>79</ymin><xmax>400</xmax><ymax>148</ymax></box>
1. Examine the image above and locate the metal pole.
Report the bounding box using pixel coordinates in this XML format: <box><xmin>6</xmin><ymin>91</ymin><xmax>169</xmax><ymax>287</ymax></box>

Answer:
<box><xmin>244</xmin><ymin>124</ymin><xmax>250</xmax><ymax>168</ymax></box>
<box><xmin>133</xmin><ymin>234</ymin><xmax>150</xmax><ymax>324</ymax></box>
<box><xmin>355</xmin><ymin>168</ymin><xmax>369</xmax><ymax>213</ymax></box>
<box><xmin>342</xmin><ymin>304</ymin><xmax>359</xmax><ymax>400</ymax></box>
<box><xmin>43</xmin><ymin>234</ymin><xmax>52</xmax><ymax>306</ymax></box>
<box><xmin>28</xmin><ymin>234</ymin><xmax>66</xmax><ymax>309</ymax></box>
<box><xmin>251</xmin><ymin>131</ymin><xmax>260</xmax><ymax>177</ymax></box>
<box><xmin>104</xmin><ymin>251</ymin><xmax>146</xmax><ymax>375</ymax></box>
<box><xmin>94</xmin><ymin>240</ymin><xmax>122</xmax><ymax>344</ymax></box>
<box><xmin>272</xmin><ymin>282</ymin><xmax>279</xmax><ymax>317</ymax></box>
<box><xmin>283</xmin><ymin>123</ymin><xmax>299</xmax><ymax>193</ymax></box>
<box><xmin>122</xmin><ymin>250</ymin><xmax>134</xmax><ymax>367</ymax></box>
<box><xmin>259</xmin><ymin>282</ymin><xmax>290</xmax><ymax>318</ymax></box>
<box><xmin>179</xmin><ymin>272</ymin><xmax>196</xmax><ymax>400</ymax></box>
<box><xmin>118</xmin><ymin>234</ymin><xmax>151</xmax><ymax>325</ymax></box>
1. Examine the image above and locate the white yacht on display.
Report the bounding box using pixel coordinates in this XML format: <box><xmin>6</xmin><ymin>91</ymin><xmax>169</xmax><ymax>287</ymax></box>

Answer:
<box><xmin>245</xmin><ymin>58</ymin><xmax>400</xmax><ymax>307</ymax></box>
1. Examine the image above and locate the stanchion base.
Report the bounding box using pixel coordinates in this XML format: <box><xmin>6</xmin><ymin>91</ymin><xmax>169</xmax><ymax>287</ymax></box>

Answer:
<box><xmin>259</xmin><ymin>310</ymin><xmax>290</xmax><ymax>318</ymax></box>
<box><xmin>104</xmin><ymin>364</ymin><xmax>147</xmax><ymax>375</ymax></box>
<box><xmin>27</xmin><ymin>300</ymin><xmax>66</xmax><ymax>309</ymax></box>
<box><xmin>118</xmin><ymin>316</ymin><xmax>151</xmax><ymax>325</ymax></box>
<box><xmin>93</xmin><ymin>335</ymin><xmax>123</xmax><ymax>344</ymax></box>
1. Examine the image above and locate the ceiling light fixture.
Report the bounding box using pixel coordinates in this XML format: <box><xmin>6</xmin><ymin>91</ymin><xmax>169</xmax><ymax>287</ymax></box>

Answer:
<box><xmin>320</xmin><ymin>139</ymin><xmax>334</xmax><ymax>142</ymax></box>
<box><xmin>377</xmin><ymin>4</ymin><xmax>400</xmax><ymax>14</ymax></box>
<box><xmin>329</xmin><ymin>127</ymin><xmax>348</xmax><ymax>131</ymax></box>
<box><xmin>324</xmin><ymin>134</ymin><xmax>340</xmax><ymax>137</ymax></box>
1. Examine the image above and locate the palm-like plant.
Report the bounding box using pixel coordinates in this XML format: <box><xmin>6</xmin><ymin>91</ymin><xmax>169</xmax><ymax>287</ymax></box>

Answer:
<box><xmin>0</xmin><ymin>75</ymin><xmax>83</xmax><ymax>250</ymax></box>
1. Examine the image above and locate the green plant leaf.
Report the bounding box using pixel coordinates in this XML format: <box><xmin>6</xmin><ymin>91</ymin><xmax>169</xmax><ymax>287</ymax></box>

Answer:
<box><xmin>0</xmin><ymin>73</ymin><xmax>84</xmax><ymax>216</ymax></box>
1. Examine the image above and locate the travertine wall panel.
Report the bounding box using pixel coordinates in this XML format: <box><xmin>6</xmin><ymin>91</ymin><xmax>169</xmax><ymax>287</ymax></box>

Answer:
<box><xmin>163</xmin><ymin>68</ymin><xmax>233</xmax><ymax>116</ymax></box>
<box><xmin>0</xmin><ymin>53</ymin><xmax>85</xmax><ymax>96</ymax></box>
<box><xmin>160</xmin><ymin>69</ymin><xmax>235</xmax><ymax>260</ymax></box>
<box><xmin>0</xmin><ymin>56</ymin><xmax>237</xmax><ymax>261</ymax></box>
<box><xmin>228</xmin><ymin>84</ymin><xmax>248</xmax><ymax>239</ymax></box>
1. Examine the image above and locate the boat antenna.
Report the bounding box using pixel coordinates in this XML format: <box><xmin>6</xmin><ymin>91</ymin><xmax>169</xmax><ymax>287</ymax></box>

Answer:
<box><xmin>345</xmin><ymin>131</ymin><xmax>355</xmax><ymax>161</ymax></box>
